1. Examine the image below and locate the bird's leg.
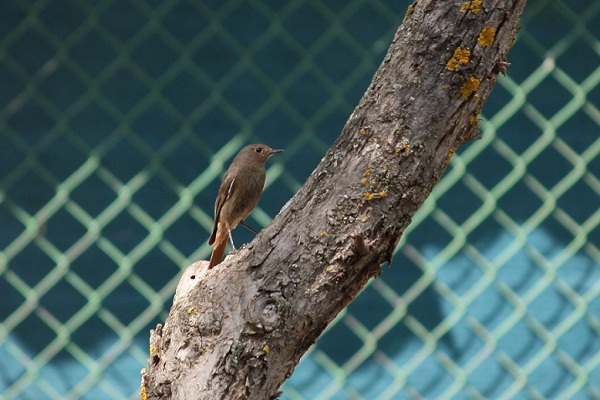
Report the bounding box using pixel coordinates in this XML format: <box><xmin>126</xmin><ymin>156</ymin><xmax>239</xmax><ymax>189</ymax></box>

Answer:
<box><xmin>227</xmin><ymin>229</ymin><xmax>236</xmax><ymax>251</ymax></box>
<box><xmin>240</xmin><ymin>219</ymin><xmax>258</xmax><ymax>234</ymax></box>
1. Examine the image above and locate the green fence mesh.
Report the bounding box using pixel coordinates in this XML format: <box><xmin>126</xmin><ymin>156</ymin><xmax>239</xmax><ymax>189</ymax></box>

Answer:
<box><xmin>1</xmin><ymin>0</ymin><xmax>599</xmax><ymax>399</ymax></box>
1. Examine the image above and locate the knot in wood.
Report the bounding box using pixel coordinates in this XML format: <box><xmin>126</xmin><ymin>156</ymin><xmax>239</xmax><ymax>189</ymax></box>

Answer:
<box><xmin>245</xmin><ymin>292</ymin><xmax>285</xmax><ymax>333</ymax></box>
<box><xmin>257</xmin><ymin>297</ymin><xmax>280</xmax><ymax>332</ymax></box>
<box><xmin>261</xmin><ymin>300</ymin><xmax>278</xmax><ymax>325</ymax></box>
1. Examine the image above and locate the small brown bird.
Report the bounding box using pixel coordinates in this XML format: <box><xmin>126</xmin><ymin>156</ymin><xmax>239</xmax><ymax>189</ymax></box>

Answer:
<box><xmin>208</xmin><ymin>144</ymin><xmax>283</xmax><ymax>269</ymax></box>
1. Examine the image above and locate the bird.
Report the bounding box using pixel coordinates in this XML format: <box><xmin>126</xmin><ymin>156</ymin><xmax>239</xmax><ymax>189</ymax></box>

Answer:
<box><xmin>208</xmin><ymin>144</ymin><xmax>283</xmax><ymax>269</ymax></box>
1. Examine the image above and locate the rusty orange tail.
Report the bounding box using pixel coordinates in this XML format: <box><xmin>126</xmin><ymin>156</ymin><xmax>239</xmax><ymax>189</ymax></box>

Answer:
<box><xmin>208</xmin><ymin>227</ymin><xmax>228</xmax><ymax>269</ymax></box>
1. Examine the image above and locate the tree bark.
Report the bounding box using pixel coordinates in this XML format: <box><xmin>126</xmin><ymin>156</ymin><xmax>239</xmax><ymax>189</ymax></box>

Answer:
<box><xmin>142</xmin><ymin>0</ymin><xmax>527</xmax><ymax>399</ymax></box>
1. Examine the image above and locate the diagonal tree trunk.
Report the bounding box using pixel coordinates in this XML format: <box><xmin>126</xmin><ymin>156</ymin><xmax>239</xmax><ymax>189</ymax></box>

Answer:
<box><xmin>142</xmin><ymin>0</ymin><xmax>527</xmax><ymax>398</ymax></box>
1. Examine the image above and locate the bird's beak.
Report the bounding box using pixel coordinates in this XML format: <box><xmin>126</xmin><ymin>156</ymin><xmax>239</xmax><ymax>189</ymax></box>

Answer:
<box><xmin>271</xmin><ymin>149</ymin><xmax>284</xmax><ymax>154</ymax></box>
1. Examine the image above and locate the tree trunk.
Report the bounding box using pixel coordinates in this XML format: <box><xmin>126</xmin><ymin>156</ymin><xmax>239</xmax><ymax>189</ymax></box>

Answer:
<box><xmin>142</xmin><ymin>0</ymin><xmax>527</xmax><ymax>398</ymax></box>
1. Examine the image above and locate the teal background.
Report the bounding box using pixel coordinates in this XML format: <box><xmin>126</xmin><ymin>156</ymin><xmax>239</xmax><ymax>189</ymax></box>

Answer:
<box><xmin>1</xmin><ymin>1</ymin><xmax>599</xmax><ymax>399</ymax></box>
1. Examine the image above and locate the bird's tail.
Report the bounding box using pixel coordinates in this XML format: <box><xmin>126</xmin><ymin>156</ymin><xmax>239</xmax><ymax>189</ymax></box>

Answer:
<box><xmin>208</xmin><ymin>225</ymin><xmax>228</xmax><ymax>269</ymax></box>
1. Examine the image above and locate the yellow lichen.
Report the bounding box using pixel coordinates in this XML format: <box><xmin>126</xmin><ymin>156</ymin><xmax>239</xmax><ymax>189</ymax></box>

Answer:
<box><xmin>162</xmin><ymin>324</ymin><xmax>168</xmax><ymax>332</ymax></box>
<box><xmin>187</xmin><ymin>306</ymin><xmax>198</xmax><ymax>314</ymax></box>
<box><xmin>447</xmin><ymin>59</ymin><xmax>459</xmax><ymax>71</ymax></box>
<box><xmin>379</xmin><ymin>190</ymin><xmax>388</xmax><ymax>198</ymax></box>
<box><xmin>320</xmin><ymin>231</ymin><xmax>328</xmax><ymax>237</ymax></box>
<box><xmin>140</xmin><ymin>369</ymin><xmax>148</xmax><ymax>400</ymax></box>
<box><xmin>454</xmin><ymin>48</ymin><xmax>471</xmax><ymax>64</ymax></box>
<box><xmin>364</xmin><ymin>192</ymin><xmax>376</xmax><ymax>200</ymax></box>
<box><xmin>361</xmin><ymin>179</ymin><xmax>369</xmax><ymax>186</ymax></box>
<box><xmin>149</xmin><ymin>346</ymin><xmax>158</xmax><ymax>357</ymax></box>
<box><xmin>460</xmin><ymin>0</ymin><xmax>482</xmax><ymax>14</ymax></box>
<box><xmin>363</xmin><ymin>167</ymin><xmax>371</xmax><ymax>177</ymax></box>
<box><xmin>444</xmin><ymin>147</ymin><xmax>458</xmax><ymax>168</ymax></box>
<box><xmin>478</xmin><ymin>26</ymin><xmax>496</xmax><ymax>47</ymax></box>
<box><xmin>470</xmin><ymin>108</ymin><xmax>482</xmax><ymax>125</ymax></box>
<box><xmin>447</xmin><ymin>148</ymin><xmax>456</xmax><ymax>162</ymax></box>
<box><xmin>362</xmin><ymin>215</ymin><xmax>369</xmax><ymax>222</ymax></box>
<box><xmin>446</xmin><ymin>47</ymin><xmax>471</xmax><ymax>71</ymax></box>
<box><xmin>140</xmin><ymin>381</ymin><xmax>147</xmax><ymax>400</ymax></box>
<box><xmin>263</xmin><ymin>344</ymin><xmax>270</xmax><ymax>354</ymax></box>
<box><xmin>460</xmin><ymin>76</ymin><xmax>481</xmax><ymax>99</ymax></box>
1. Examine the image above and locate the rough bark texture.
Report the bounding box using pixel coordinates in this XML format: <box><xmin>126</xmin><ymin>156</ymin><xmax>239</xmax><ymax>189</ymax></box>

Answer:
<box><xmin>142</xmin><ymin>0</ymin><xmax>527</xmax><ymax>399</ymax></box>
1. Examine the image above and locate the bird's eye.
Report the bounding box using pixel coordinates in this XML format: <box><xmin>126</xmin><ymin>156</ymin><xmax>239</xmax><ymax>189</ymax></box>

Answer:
<box><xmin>255</xmin><ymin>147</ymin><xmax>262</xmax><ymax>153</ymax></box>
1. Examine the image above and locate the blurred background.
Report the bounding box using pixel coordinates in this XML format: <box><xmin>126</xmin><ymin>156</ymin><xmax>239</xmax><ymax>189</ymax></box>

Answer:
<box><xmin>1</xmin><ymin>0</ymin><xmax>599</xmax><ymax>399</ymax></box>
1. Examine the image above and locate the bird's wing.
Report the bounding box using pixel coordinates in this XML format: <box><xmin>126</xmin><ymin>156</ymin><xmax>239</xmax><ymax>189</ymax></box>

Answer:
<box><xmin>208</xmin><ymin>176</ymin><xmax>235</xmax><ymax>245</ymax></box>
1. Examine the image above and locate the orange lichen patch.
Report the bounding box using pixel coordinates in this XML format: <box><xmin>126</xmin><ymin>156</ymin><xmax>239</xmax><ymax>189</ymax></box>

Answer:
<box><xmin>460</xmin><ymin>76</ymin><xmax>481</xmax><ymax>99</ymax></box>
<box><xmin>460</xmin><ymin>0</ymin><xmax>482</xmax><ymax>14</ymax></box>
<box><xmin>448</xmin><ymin>148</ymin><xmax>456</xmax><ymax>160</ymax></box>
<box><xmin>446</xmin><ymin>47</ymin><xmax>471</xmax><ymax>71</ymax></box>
<box><xmin>478</xmin><ymin>26</ymin><xmax>496</xmax><ymax>47</ymax></box>
<box><xmin>470</xmin><ymin>108</ymin><xmax>482</xmax><ymax>125</ymax></box>
<box><xmin>445</xmin><ymin>147</ymin><xmax>457</xmax><ymax>167</ymax></box>
<box><xmin>364</xmin><ymin>190</ymin><xmax>388</xmax><ymax>200</ymax></box>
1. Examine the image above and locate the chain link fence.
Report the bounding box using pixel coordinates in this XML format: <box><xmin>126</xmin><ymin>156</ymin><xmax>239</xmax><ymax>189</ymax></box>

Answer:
<box><xmin>1</xmin><ymin>0</ymin><xmax>599</xmax><ymax>399</ymax></box>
